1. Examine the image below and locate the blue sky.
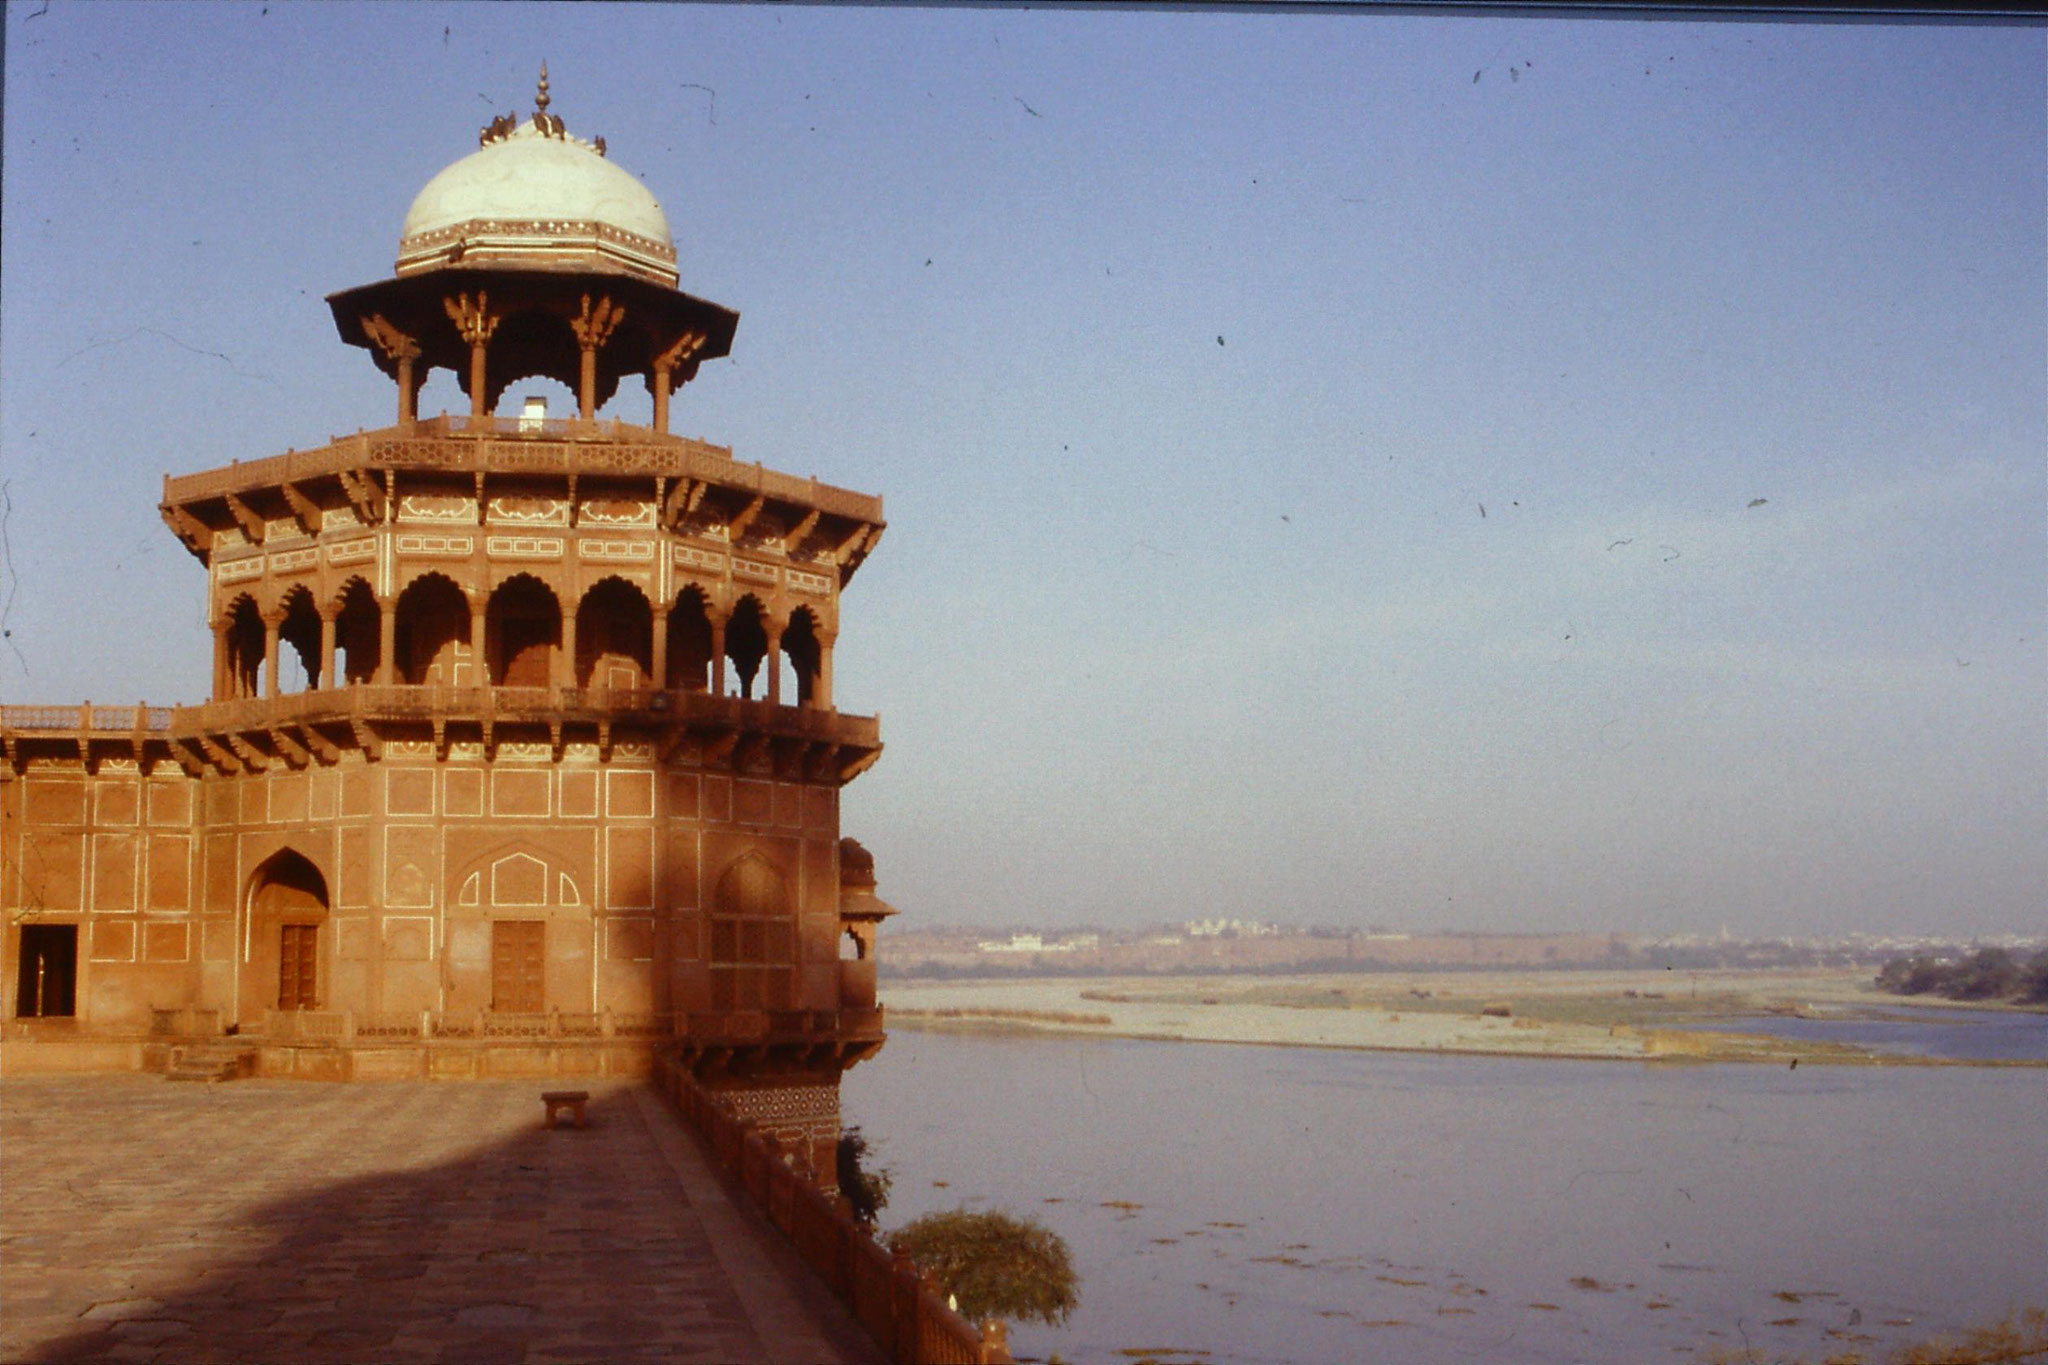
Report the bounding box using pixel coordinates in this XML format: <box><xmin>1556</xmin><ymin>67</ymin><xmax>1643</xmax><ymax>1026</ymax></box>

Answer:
<box><xmin>3</xmin><ymin>3</ymin><xmax>2042</xmax><ymax>936</ymax></box>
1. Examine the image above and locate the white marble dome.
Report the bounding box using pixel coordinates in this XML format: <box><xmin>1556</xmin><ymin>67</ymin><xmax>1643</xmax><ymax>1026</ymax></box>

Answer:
<box><xmin>395</xmin><ymin>118</ymin><xmax>677</xmax><ymax>285</ymax></box>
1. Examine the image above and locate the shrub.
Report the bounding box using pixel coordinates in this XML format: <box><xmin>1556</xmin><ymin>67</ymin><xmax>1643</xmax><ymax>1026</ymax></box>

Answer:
<box><xmin>836</xmin><ymin>1126</ymin><xmax>892</xmax><ymax>1227</ymax></box>
<box><xmin>889</xmin><ymin>1207</ymin><xmax>1080</xmax><ymax>1326</ymax></box>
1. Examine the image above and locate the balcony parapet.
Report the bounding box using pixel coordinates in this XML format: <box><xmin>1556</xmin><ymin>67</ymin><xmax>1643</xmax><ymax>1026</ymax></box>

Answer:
<box><xmin>241</xmin><ymin>1006</ymin><xmax>885</xmax><ymax>1058</ymax></box>
<box><xmin>0</xmin><ymin>687</ymin><xmax>881</xmax><ymax>779</ymax></box>
<box><xmin>161</xmin><ymin>417</ymin><xmax>883</xmax><ymax>525</ymax></box>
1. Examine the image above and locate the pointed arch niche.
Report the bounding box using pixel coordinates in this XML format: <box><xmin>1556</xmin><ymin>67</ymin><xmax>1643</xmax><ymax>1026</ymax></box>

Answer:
<box><xmin>447</xmin><ymin>843</ymin><xmax>589</xmax><ymax>1016</ymax></box>
<box><xmin>241</xmin><ymin>848</ymin><xmax>330</xmax><ymax>1021</ymax></box>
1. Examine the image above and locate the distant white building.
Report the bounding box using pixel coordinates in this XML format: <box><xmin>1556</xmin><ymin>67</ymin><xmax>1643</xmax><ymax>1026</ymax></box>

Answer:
<box><xmin>1184</xmin><ymin>918</ymin><xmax>1277</xmax><ymax>938</ymax></box>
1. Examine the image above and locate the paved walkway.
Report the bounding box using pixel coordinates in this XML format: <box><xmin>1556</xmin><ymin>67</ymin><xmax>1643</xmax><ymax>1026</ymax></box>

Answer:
<box><xmin>1</xmin><ymin>1075</ymin><xmax>884</xmax><ymax>1364</ymax></box>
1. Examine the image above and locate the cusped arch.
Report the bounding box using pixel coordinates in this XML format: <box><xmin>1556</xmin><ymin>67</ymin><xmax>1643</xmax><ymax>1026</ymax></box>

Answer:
<box><xmin>666</xmin><ymin>583</ymin><xmax>715</xmax><ymax>692</ymax></box>
<box><xmin>486</xmin><ymin>572</ymin><xmax>561</xmax><ymax>687</ymax></box>
<box><xmin>330</xmin><ymin>576</ymin><xmax>383</xmax><ymax>685</ymax></box>
<box><xmin>276</xmin><ymin>584</ymin><xmax>322</xmax><ymax>692</ymax></box>
<box><xmin>781</xmin><ymin>605</ymin><xmax>823</xmax><ymax>707</ymax></box>
<box><xmin>723</xmin><ymin>594</ymin><xmax>770</xmax><ymax>699</ymax></box>
<box><xmin>575</xmin><ymin>575</ymin><xmax>652</xmax><ymax>690</ymax></box>
<box><xmin>475</xmin><ymin>307</ymin><xmax>593</xmax><ymax>414</ymax></box>
<box><xmin>394</xmin><ymin>571</ymin><xmax>472</xmax><ymax>685</ymax></box>
<box><xmin>220</xmin><ymin>593</ymin><xmax>265</xmax><ymax>700</ymax></box>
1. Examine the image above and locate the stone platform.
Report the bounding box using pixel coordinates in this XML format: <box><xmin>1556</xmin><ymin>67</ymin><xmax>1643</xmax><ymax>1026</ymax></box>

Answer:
<box><xmin>0</xmin><ymin>1074</ymin><xmax>883</xmax><ymax>1364</ymax></box>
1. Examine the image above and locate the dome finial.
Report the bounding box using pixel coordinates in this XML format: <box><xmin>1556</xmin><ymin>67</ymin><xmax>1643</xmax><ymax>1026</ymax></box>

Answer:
<box><xmin>536</xmin><ymin>62</ymin><xmax>551</xmax><ymax>114</ymax></box>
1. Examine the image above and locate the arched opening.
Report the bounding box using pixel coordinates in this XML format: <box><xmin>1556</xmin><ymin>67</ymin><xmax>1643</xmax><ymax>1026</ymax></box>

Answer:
<box><xmin>709</xmin><ymin>853</ymin><xmax>792</xmax><ymax>1011</ymax></box>
<box><xmin>333</xmin><ymin>578</ymin><xmax>382</xmax><ymax>685</ymax></box>
<box><xmin>395</xmin><ymin>574</ymin><xmax>470</xmax><ymax>686</ymax></box>
<box><xmin>782</xmin><ymin>607</ymin><xmax>822</xmax><ymax>707</ymax></box>
<box><xmin>840</xmin><ymin>928</ymin><xmax>864</xmax><ymax>961</ymax></box>
<box><xmin>223</xmin><ymin>596</ymin><xmax>264</xmax><ymax>700</ymax></box>
<box><xmin>724</xmin><ymin>596</ymin><xmax>769</xmax><ymax>700</ymax></box>
<box><xmin>243</xmin><ymin>849</ymin><xmax>331</xmax><ymax>1016</ymax></box>
<box><xmin>277</xmin><ymin>587</ymin><xmax>321</xmax><ymax>693</ymax></box>
<box><xmin>487</xmin><ymin>575</ymin><xmax>560</xmax><ymax>688</ymax></box>
<box><xmin>575</xmin><ymin>577</ymin><xmax>652</xmax><ymax>691</ymax></box>
<box><xmin>483</xmin><ymin>310</ymin><xmax>583</xmax><ymax>415</ymax></box>
<box><xmin>665</xmin><ymin>585</ymin><xmax>715</xmax><ymax>693</ymax></box>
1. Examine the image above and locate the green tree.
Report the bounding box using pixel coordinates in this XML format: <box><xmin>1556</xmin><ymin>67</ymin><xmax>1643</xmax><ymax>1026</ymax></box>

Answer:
<box><xmin>2019</xmin><ymin>949</ymin><xmax>2048</xmax><ymax>1006</ymax></box>
<box><xmin>1950</xmin><ymin>947</ymin><xmax>2021</xmax><ymax>1001</ymax></box>
<box><xmin>835</xmin><ymin>1126</ymin><xmax>892</xmax><ymax>1227</ymax></box>
<box><xmin>889</xmin><ymin>1207</ymin><xmax>1080</xmax><ymax>1326</ymax></box>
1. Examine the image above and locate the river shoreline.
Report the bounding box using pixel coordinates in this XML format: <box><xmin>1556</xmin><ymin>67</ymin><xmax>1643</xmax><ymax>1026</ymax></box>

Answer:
<box><xmin>879</xmin><ymin>968</ymin><xmax>2048</xmax><ymax>1066</ymax></box>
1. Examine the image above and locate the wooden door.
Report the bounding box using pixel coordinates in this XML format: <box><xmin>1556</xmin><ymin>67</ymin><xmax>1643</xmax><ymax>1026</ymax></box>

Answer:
<box><xmin>278</xmin><ymin>924</ymin><xmax>318</xmax><ymax>1010</ymax></box>
<box><xmin>491</xmin><ymin>921</ymin><xmax>546</xmax><ymax>1012</ymax></box>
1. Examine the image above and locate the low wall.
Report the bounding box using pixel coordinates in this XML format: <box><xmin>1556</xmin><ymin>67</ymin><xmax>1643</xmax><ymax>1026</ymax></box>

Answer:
<box><xmin>0</xmin><ymin>1039</ymin><xmax>145</xmax><ymax>1075</ymax></box>
<box><xmin>252</xmin><ymin>1042</ymin><xmax>659</xmax><ymax>1082</ymax></box>
<box><xmin>655</xmin><ymin>1054</ymin><xmax>1012</xmax><ymax>1365</ymax></box>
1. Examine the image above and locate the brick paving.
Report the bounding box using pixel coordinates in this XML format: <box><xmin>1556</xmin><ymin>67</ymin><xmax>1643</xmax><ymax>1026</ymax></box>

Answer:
<box><xmin>0</xmin><ymin>1075</ymin><xmax>884</xmax><ymax>1364</ymax></box>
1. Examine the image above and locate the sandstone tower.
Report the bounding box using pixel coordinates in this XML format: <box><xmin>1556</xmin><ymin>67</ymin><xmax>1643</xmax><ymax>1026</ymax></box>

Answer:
<box><xmin>2</xmin><ymin>72</ymin><xmax>892</xmax><ymax>1176</ymax></box>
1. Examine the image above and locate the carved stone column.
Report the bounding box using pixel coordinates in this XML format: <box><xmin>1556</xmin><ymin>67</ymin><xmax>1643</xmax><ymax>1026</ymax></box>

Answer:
<box><xmin>763</xmin><ymin>619</ymin><xmax>785</xmax><ymax>707</ymax></box>
<box><xmin>318</xmin><ymin>609</ymin><xmax>337</xmax><ymax>691</ymax></box>
<box><xmin>360</xmin><ymin>314</ymin><xmax>422</xmax><ymax>426</ymax></box>
<box><xmin>470</xmin><ymin>601</ymin><xmax>488</xmax><ymax>689</ymax></box>
<box><xmin>261</xmin><ymin>612</ymin><xmax>283</xmax><ymax>699</ymax></box>
<box><xmin>444</xmin><ymin>292</ymin><xmax>500</xmax><ymax>420</ymax></box>
<box><xmin>210</xmin><ymin>617</ymin><xmax>229</xmax><ymax>701</ymax></box>
<box><xmin>814</xmin><ymin>633</ymin><xmax>835</xmax><ymax>711</ymax></box>
<box><xmin>649</xmin><ymin>331</ymin><xmax>705</xmax><ymax>435</ymax></box>
<box><xmin>569</xmin><ymin>294</ymin><xmax>626</xmax><ymax>420</ymax></box>
<box><xmin>377</xmin><ymin>595</ymin><xmax>398</xmax><ymax>685</ymax></box>
<box><xmin>559</xmin><ymin>609</ymin><xmax>579</xmax><ymax>692</ymax></box>
<box><xmin>710</xmin><ymin>615</ymin><xmax>728</xmax><ymax>697</ymax></box>
<box><xmin>650</xmin><ymin>605</ymin><xmax>671</xmax><ymax>691</ymax></box>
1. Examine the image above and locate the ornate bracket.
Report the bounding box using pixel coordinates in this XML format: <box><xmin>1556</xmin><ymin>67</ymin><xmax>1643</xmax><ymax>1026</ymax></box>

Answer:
<box><xmin>280</xmin><ymin>483</ymin><xmax>321</xmax><ymax>537</ymax></box>
<box><xmin>160</xmin><ymin>504</ymin><xmax>211</xmax><ymax>558</ymax></box>
<box><xmin>223</xmin><ymin>493</ymin><xmax>266</xmax><ymax>546</ymax></box>
<box><xmin>571</xmin><ymin>293</ymin><xmax>626</xmax><ymax>352</ymax></box>
<box><xmin>360</xmin><ymin>313</ymin><xmax>421</xmax><ymax>363</ymax></box>
<box><xmin>444</xmin><ymin>292</ymin><xmax>501</xmax><ymax>347</ymax></box>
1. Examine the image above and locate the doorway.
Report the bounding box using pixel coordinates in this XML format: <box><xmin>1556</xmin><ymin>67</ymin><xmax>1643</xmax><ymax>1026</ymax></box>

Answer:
<box><xmin>491</xmin><ymin>920</ymin><xmax>545</xmax><ymax>1012</ymax></box>
<box><xmin>243</xmin><ymin>849</ymin><xmax>330</xmax><ymax>1026</ymax></box>
<box><xmin>278</xmin><ymin>923</ymin><xmax>318</xmax><ymax>1011</ymax></box>
<box><xmin>15</xmin><ymin>924</ymin><xmax>78</xmax><ymax>1017</ymax></box>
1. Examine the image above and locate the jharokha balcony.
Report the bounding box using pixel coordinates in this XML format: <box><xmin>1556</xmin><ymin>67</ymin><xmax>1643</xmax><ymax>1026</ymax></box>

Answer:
<box><xmin>0</xmin><ymin>686</ymin><xmax>881</xmax><ymax>778</ymax></box>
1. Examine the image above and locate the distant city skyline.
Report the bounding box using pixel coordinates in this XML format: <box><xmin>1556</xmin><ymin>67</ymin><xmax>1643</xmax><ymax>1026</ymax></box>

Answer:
<box><xmin>3</xmin><ymin>4</ymin><xmax>2041</xmax><ymax>937</ymax></box>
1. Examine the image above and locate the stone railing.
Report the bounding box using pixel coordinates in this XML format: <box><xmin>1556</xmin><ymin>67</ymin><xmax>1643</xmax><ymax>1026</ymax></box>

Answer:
<box><xmin>0</xmin><ymin>704</ymin><xmax>176</xmax><ymax>733</ymax></box>
<box><xmin>657</xmin><ymin>1055</ymin><xmax>1011</xmax><ymax>1365</ymax></box>
<box><xmin>237</xmin><ymin>1008</ymin><xmax>882</xmax><ymax>1047</ymax></box>
<box><xmin>2</xmin><ymin>687</ymin><xmax>880</xmax><ymax>750</ymax></box>
<box><xmin>160</xmin><ymin>417</ymin><xmax>883</xmax><ymax>525</ymax></box>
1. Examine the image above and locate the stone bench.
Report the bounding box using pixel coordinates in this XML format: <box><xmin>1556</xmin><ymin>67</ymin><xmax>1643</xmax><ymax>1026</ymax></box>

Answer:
<box><xmin>541</xmin><ymin>1090</ymin><xmax>590</xmax><ymax>1129</ymax></box>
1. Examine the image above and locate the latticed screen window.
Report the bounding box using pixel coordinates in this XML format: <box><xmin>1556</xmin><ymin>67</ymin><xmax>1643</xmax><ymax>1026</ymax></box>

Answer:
<box><xmin>709</xmin><ymin>855</ymin><xmax>793</xmax><ymax>1011</ymax></box>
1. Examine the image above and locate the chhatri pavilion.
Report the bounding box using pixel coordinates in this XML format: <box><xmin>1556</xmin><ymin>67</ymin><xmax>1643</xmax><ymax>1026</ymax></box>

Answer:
<box><xmin>1</xmin><ymin>71</ymin><xmax>896</xmax><ymax>1175</ymax></box>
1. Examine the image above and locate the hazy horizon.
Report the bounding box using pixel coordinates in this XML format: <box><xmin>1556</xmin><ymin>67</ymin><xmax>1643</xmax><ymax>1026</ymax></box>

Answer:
<box><xmin>3</xmin><ymin>4</ymin><xmax>2041</xmax><ymax>939</ymax></box>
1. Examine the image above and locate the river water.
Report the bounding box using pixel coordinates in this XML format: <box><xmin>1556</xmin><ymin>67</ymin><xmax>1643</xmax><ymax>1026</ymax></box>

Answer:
<box><xmin>1675</xmin><ymin>1005</ymin><xmax>2048</xmax><ymax>1063</ymax></box>
<box><xmin>842</xmin><ymin>1029</ymin><xmax>2048</xmax><ymax>1365</ymax></box>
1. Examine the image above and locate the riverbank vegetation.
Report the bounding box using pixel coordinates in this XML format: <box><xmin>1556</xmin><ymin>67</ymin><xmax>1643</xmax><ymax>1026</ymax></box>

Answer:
<box><xmin>1875</xmin><ymin>948</ymin><xmax>2048</xmax><ymax>1005</ymax></box>
<box><xmin>889</xmin><ymin>1208</ymin><xmax>1080</xmax><ymax>1327</ymax></box>
<box><xmin>1707</xmin><ymin>1305</ymin><xmax>2047</xmax><ymax>1364</ymax></box>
